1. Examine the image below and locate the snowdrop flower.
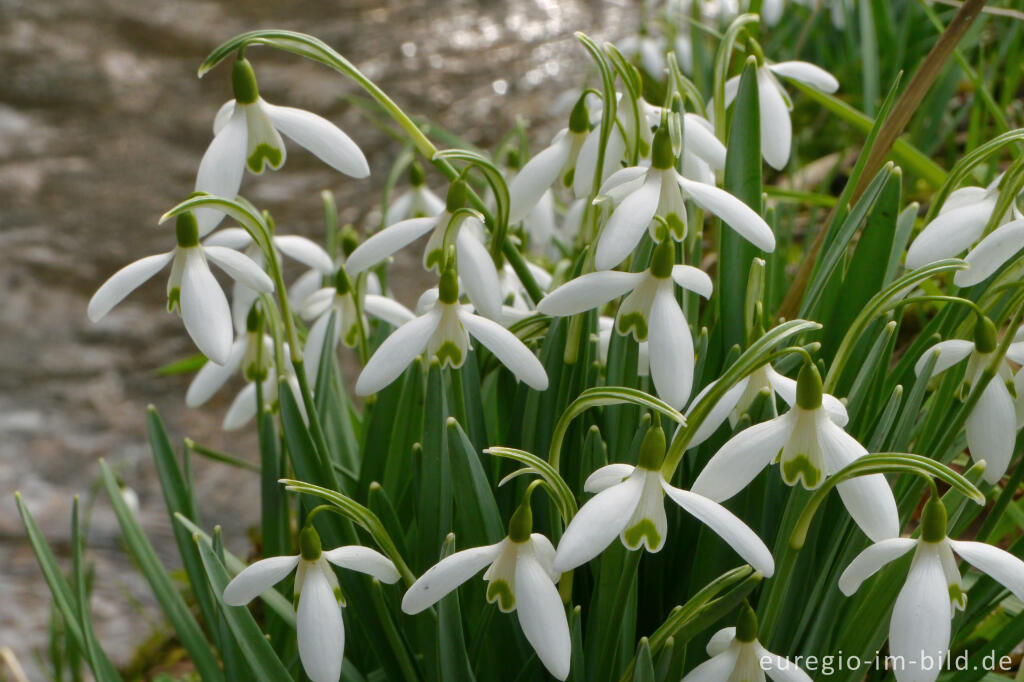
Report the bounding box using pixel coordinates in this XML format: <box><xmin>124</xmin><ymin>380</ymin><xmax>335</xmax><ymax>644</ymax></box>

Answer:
<box><xmin>223</xmin><ymin>527</ymin><xmax>399</xmax><ymax>682</ymax></box>
<box><xmin>345</xmin><ymin>180</ymin><xmax>503</xmax><ymax>321</ymax></box>
<box><xmin>355</xmin><ymin>266</ymin><xmax>548</xmax><ymax>395</ymax></box>
<box><xmin>538</xmin><ymin>239</ymin><xmax>711</xmax><ymax>408</ymax></box>
<box><xmin>298</xmin><ymin>267</ymin><xmax>415</xmax><ymax>384</ymax></box>
<box><xmin>221</xmin><ymin>363</ymin><xmax>306</xmax><ymax>431</ymax></box>
<box><xmin>956</xmin><ymin>214</ymin><xmax>1024</xmax><ymax>286</ymax></box>
<box><xmin>905</xmin><ymin>177</ymin><xmax>1019</xmax><ymax>272</ymax></box>
<box><xmin>692</xmin><ymin>363</ymin><xmax>899</xmax><ymax>542</ymax></box>
<box><xmin>839</xmin><ymin>496</ymin><xmax>1024</xmax><ymax>682</ymax></box>
<box><xmin>914</xmin><ymin>317</ymin><xmax>1024</xmax><ymax>483</ymax></box>
<box><xmin>594</xmin><ymin>126</ymin><xmax>775</xmax><ymax>270</ymax></box>
<box><xmin>554</xmin><ymin>424</ymin><xmax>775</xmax><ymax>575</ymax></box>
<box><xmin>619</xmin><ymin>98</ymin><xmax>725</xmax><ymax>185</ymax></box>
<box><xmin>508</xmin><ymin>98</ymin><xmax>591</xmax><ymax>222</ymax></box>
<box><xmin>498</xmin><ymin>261</ymin><xmax>552</xmax><ymax>322</ymax></box>
<box><xmin>87</xmin><ymin>212</ymin><xmax>273</xmax><ymax>365</ymax></box>
<box><xmin>185</xmin><ymin>306</ymin><xmax>274</xmax><ymax>408</ymax></box>
<box><xmin>385</xmin><ymin>162</ymin><xmax>446</xmax><ymax>225</ymax></box>
<box><xmin>402</xmin><ymin>490</ymin><xmax>570</xmax><ymax>680</ymax></box>
<box><xmin>721</xmin><ymin>60</ymin><xmax>839</xmax><ymax>170</ymax></box>
<box><xmin>195</xmin><ymin>58</ymin><xmax>369</xmax><ymax>234</ymax></box>
<box><xmin>682</xmin><ymin>604</ymin><xmax>812</xmax><ymax>682</ymax></box>
<box><xmin>685</xmin><ymin>362</ymin><xmax>849</xmax><ymax>449</ymax></box>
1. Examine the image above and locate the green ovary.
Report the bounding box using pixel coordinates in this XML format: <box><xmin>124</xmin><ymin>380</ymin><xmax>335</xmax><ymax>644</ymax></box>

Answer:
<box><xmin>623</xmin><ymin>519</ymin><xmax>661</xmax><ymax>550</ymax></box>
<box><xmin>247</xmin><ymin>144</ymin><xmax>283</xmax><ymax>173</ymax></box>
<box><xmin>486</xmin><ymin>580</ymin><xmax>515</xmax><ymax>612</ymax></box>
<box><xmin>781</xmin><ymin>454</ymin><xmax>821</xmax><ymax>489</ymax></box>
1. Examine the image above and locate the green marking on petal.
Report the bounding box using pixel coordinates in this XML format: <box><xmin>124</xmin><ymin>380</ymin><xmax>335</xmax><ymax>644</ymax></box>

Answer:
<box><xmin>562</xmin><ymin>168</ymin><xmax>575</xmax><ymax>189</ymax></box>
<box><xmin>949</xmin><ymin>583</ymin><xmax>966</xmax><ymax>610</ymax></box>
<box><xmin>623</xmin><ymin>518</ymin><xmax>661</xmax><ymax>551</ymax></box>
<box><xmin>781</xmin><ymin>454</ymin><xmax>821</xmax><ymax>489</ymax></box>
<box><xmin>425</xmin><ymin>247</ymin><xmax>444</xmax><ymax>271</ymax></box>
<box><xmin>167</xmin><ymin>288</ymin><xmax>180</xmax><ymax>313</ymax></box>
<box><xmin>344</xmin><ymin>324</ymin><xmax>360</xmax><ymax>347</ymax></box>
<box><xmin>487</xmin><ymin>580</ymin><xmax>515</xmax><ymax>612</ymax></box>
<box><xmin>435</xmin><ymin>340</ymin><xmax>464</xmax><ymax>368</ymax></box>
<box><xmin>334</xmin><ymin>586</ymin><xmax>347</xmax><ymax>606</ymax></box>
<box><xmin>247</xmin><ymin>144</ymin><xmax>283</xmax><ymax>173</ymax></box>
<box><xmin>617</xmin><ymin>311</ymin><xmax>649</xmax><ymax>341</ymax></box>
<box><xmin>665</xmin><ymin>212</ymin><xmax>685</xmax><ymax>240</ymax></box>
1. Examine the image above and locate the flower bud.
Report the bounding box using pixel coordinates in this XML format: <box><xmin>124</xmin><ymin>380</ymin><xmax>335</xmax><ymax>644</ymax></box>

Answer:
<box><xmin>300</xmin><ymin>525</ymin><xmax>323</xmax><ymax>560</ymax></box>
<box><xmin>974</xmin><ymin>315</ymin><xmax>998</xmax><ymax>354</ymax></box>
<box><xmin>231</xmin><ymin>58</ymin><xmax>260</xmax><ymax>105</ymax></box>
<box><xmin>795</xmin><ymin>362</ymin><xmax>823</xmax><ymax>410</ymax></box>
<box><xmin>175</xmin><ymin>212</ymin><xmax>200</xmax><ymax>248</ymax></box>
<box><xmin>651</xmin><ymin>127</ymin><xmax>676</xmax><ymax>170</ymax></box>
<box><xmin>735</xmin><ymin>601</ymin><xmax>759</xmax><ymax>643</ymax></box>
<box><xmin>920</xmin><ymin>495</ymin><xmax>947</xmax><ymax>543</ymax></box>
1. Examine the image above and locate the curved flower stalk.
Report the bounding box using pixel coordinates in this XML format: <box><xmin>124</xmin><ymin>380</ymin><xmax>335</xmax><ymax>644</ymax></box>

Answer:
<box><xmin>553</xmin><ymin>424</ymin><xmax>775</xmax><ymax>576</ymax></box>
<box><xmin>402</xmin><ymin>489</ymin><xmax>570</xmax><ymax>680</ymax></box>
<box><xmin>839</xmin><ymin>496</ymin><xmax>1024</xmax><ymax>682</ymax></box>
<box><xmin>195</xmin><ymin>58</ymin><xmax>369</xmax><ymax>234</ymax></box>
<box><xmin>685</xmin><ymin>362</ymin><xmax>849</xmax><ymax>449</ymax></box>
<box><xmin>594</xmin><ymin>126</ymin><xmax>775</xmax><ymax>270</ymax></box>
<box><xmin>692</xmin><ymin>363</ymin><xmax>899</xmax><ymax>542</ymax></box>
<box><xmin>721</xmin><ymin>59</ymin><xmax>839</xmax><ymax>170</ymax></box>
<box><xmin>385</xmin><ymin>161</ymin><xmax>446</xmax><ymax>225</ymax></box>
<box><xmin>682</xmin><ymin>604</ymin><xmax>811</xmax><ymax>682</ymax></box>
<box><xmin>344</xmin><ymin>181</ymin><xmax>503</xmax><ymax>321</ymax></box>
<box><xmin>913</xmin><ymin>317</ymin><xmax>1024</xmax><ymax>483</ymax></box>
<box><xmin>355</xmin><ymin>266</ymin><xmax>548</xmax><ymax>396</ymax></box>
<box><xmin>223</xmin><ymin>526</ymin><xmax>399</xmax><ymax>682</ymax></box>
<box><xmin>905</xmin><ymin>177</ymin><xmax>1020</xmax><ymax>272</ymax></box>
<box><xmin>87</xmin><ymin>212</ymin><xmax>274</xmax><ymax>365</ymax></box>
<box><xmin>538</xmin><ymin>239</ymin><xmax>711</xmax><ymax>408</ymax></box>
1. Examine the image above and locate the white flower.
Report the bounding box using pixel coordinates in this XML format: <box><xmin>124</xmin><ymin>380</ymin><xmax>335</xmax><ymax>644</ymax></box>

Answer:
<box><xmin>385</xmin><ymin>162</ymin><xmax>446</xmax><ymax>225</ymax></box>
<box><xmin>721</xmin><ymin>60</ymin><xmax>839</xmax><ymax>170</ymax></box>
<box><xmin>87</xmin><ymin>212</ymin><xmax>274</xmax><ymax>365</ymax></box>
<box><xmin>498</xmin><ymin>261</ymin><xmax>553</xmax><ymax>322</ymax></box>
<box><xmin>839</xmin><ymin>497</ymin><xmax>1024</xmax><ymax>682</ymax></box>
<box><xmin>355</xmin><ymin>268</ymin><xmax>548</xmax><ymax>396</ymax></box>
<box><xmin>344</xmin><ymin>182</ymin><xmax>503</xmax><ymax>321</ymax></box>
<box><xmin>619</xmin><ymin>98</ymin><xmax>725</xmax><ymax>185</ymax></box>
<box><xmin>223</xmin><ymin>528</ymin><xmax>399</xmax><ymax>682</ymax></box>
<box><xmin>402</xmin><ymin>499</ymin><xmax>570</xmax><ymax>680</ymax></box>
<box><xmin>553</xmin><ymin>424</ymin><xmax>775</xmax><ymax>575</ymax></box>
<box><xmin>185</xmin><ymin>310</ymin><xmax>274</xmax><ymax>408</ymax></box>
<box><xmin>682</xmin><ymin>606</ymin><xmax>812</xmax><ymax>682</ymax></box>
<box><xmin>905</xmin><ymin>177</ymin><xmax>1019</xmax><ymax>273</ymax></box>
<box><xmin>692</xmin><ymin>363</ymin><xmax>899</xmax><ymax>542</ymax></box>
<box><xmin>195</xmin><ymin>58</ymin><xmax>369</xmax><ymax>235</ymax></box>
<box><xmin>538</xmin><ymin>239</ymin><xmax>711</xmax><ymax>408</ymax></box>
<box><xmin>914</xmin><ymin>319</ymin><xmax>1024</xmax><ymax>483</ymax></box>
<box><xmin>685</xmin><ymin>362</ymin><xmax>849</xmax><ymax>449</ymax></box>
<box><xmin>594</xmin><ymin>126</ymin><xmax>775</xmax><ymax>270</ymax></box>
<box><xmin>597</xmin><ymin>316</ymin><xmax>650</xmax><ymax>376</ymax></box>
<box><xmin>222</xmin><ymin>361</ymin><xmax>308</xmax><ymax>432</ymax></box>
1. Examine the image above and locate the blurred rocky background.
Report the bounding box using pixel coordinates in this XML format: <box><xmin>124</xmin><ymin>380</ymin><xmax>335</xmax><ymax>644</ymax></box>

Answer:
<box><xmin>0</xmin><ymin>0</ymin><xmax>632</xmax><ymax>675</ymax></box>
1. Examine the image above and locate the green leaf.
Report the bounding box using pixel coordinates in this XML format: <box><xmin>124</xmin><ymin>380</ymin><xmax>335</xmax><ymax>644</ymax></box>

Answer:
<box><xmin>436</xmin><ymin>534</ymin><xmax>477</xmax><ymax>682</ymax></box>
<box><xmin>71</xmin><ymin>499</ymin><xmax>123</xmax><ymax>682</ymax></box>
<box><xmin>447</xmin><ymin>418</ymin><xmax>504</xmax><ymax>546</ymax></box>
<box><xmin>417</xmin><ymin>361</ymin><xmax>452</xmax><ymax>573</ymax></box>
<box><xmin>631</xmin><ymin>639</ymin><xmax>655</xmax><ymax>682</ymax></box>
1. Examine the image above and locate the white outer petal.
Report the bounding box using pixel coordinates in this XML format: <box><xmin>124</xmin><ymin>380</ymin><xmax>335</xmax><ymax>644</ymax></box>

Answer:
<box><xmin>691</xmin><ymin>413</ymin><xmax>794</xmax><ymax>502</ymax></box>
<box><xmin>965</xmin><ymin>378</ymin><xmax>1017</xmax><ymax>483</ymax></box>
<box><xmin>296</xmin><ymin>563</ymin><xmax>346</xmax><ymax>682</ymax></box>
<box><xmin>303</xmin><ymin>312</ymin><xmax>335</xmax><ymax>386</ymax></box>
<box><xmin>262</xmin><ymin>101</ymin><xmax>369</xmax><ymax>178</ymax></box>
<box><xmin>583</xmin><ymin>463</ymin><xmax>637</xmax><ymax>494</ymax></box>
<box><xmin>344</xmin><ymin>216</ymin><xmax>439</xmax><ymax>275</ymax></box>
<box><xmin>889</xmin><ymin>547</ymin><xmax>951</xmax><ymax>682</ymax></box>
<box><xmin>273</xmin><ymin>235</ymin><xmax>335</xmax><ymax>274</ymax></box>
<box><xmin>515</xmin><ymin>549</ymin><xmax>572</xmax><ymax>680</ymax></box>
<box><xmin>223</xmin><ymin>554</ymin><xmax>299</xmax><ymax>605</ymax></box>
<box><xmin>401</xmin><ymin>541</ymin><xmax>505</xmax><ymax>613</ymax></box>
<box><xmin>767</xmin><ymin>368</ymin><xmax>849</xmax><ymax>426</ymax></box>
<box><xmin>647</xmin><ymin>287</ymin><xmax>694</xmax><ymax>408</ymax></box>
<box><xmin>203</xmin><ymin>245</ymin><xmax>274</xmax><ymax>293</ymax></box>
<box><xmin>706</xmin><ymin>627</ymin><xmax>736</xmax><ymax>656</ymax></box>
<box><xmin>678</xmin><ymin>175</ymin><xmax>775</xmax><ymax>252</ymax></box>
<box><xmin>671</xmin><ymin>265</ymin><xmax>714</xmax><ymax>297</ymax></box>
<box><xmin>955</xmin><ymin>219</ymin><xmax>1024</xmax><ymax>287</ymax></box>
<box><xmin>186</xmin><ymin>338</ymin><xmax>246</xmax><ymax>406</ymax></box>
<box><xmin>509</xmin><ymin>135</ymin><xmax>572</xmax><ymax>223</ymax></box>
<box><xmin>180</xmin><ymin>250</ymin><xmax>234</xmax><ymax>364</ymax></box>
<box><xmin>767</xmin><ymin>61</ymin><xmax>840</xmax><ymax>93</ymax></box>
<box><xmin>686</xmin><ymin>377</ymin><xmax>750</xmax><ymax>449</ymax></box>
<box><xmin>195</xmin><ymin>106</ymin><xmax>247</xmax><ymax>235</ymax></box>
<box><xmin>456</xmin><ymin>228</ymin><xmax>503</xmax><ymax>321</ymax></box>
<box><xmin>203</xmin><ymin>227</ymin><xmax>253</xmax><ymax>249</ymax></box>
<box><xmin>458</xmin><ymin>311</ymin><xmax>548</xmax><ymax>390</ymax></box>
<box><xmin>680</xmin><ymin>648</ymin><xmax>740</xmax><ymax>682</ymax></box>
<box><xmin>913</xmin><ymin>340</ymin><xmax>974</xmax><ymax>378</ymax></box>
<box><xmin>838</xmin><ymin>538</ymin><xmax>917</xmax><ymax>595</ymax></box>
<box><xmin>323</xmin><ymin>546</ymin><xmax>400</xmax><ymax>583</ymax></box>
<box><xmin>537</xmin><ymin>271</ymin><xmax>644</xmax><ymax>316</ymax></box>
<box><xmin>759</xmin><ymin>646</ymin><xmax>814</xmax><ymax>682</ymax></box>
<box><xmin>355</xmin><ymin>311</ymin><xmax>439</xmax><ymax>396</ymax></box>
<box><xmin>683</xmin><ymin>114</ymin><xmax>726</xmax><ymax>170</ymax></box>
<box><xmin>595</xmin><ymin>171</ymin><xmax>662</xmax><ymax>270</ymax></box>
<box><xmin>757</xmin><ymin>69</ymin><xmax>793</xmax><ymax>170</ymax></box>
<box><xmin>223</xmin><ymin>381</ymin><xmax>259</xmax><ymax>431</ymax></box>
<box><xmin>212</xmin><ymin>100</ymin><xmax>236</xmax><ymax>134</ymax></box>
<box><xmin>949</xmin><ymin>539</ymin><xmax>1024</xmax><ymax>601</ymax></box>
<box><xmin>364</xmin><ymin>294</ymin><xmax>415</xmax><ymax>328</ymax></box>
<box><xmin>662</xmin><ymin>483</ymin><xmax>775</xmax><ymax>577</ymax></box>
<box><xmin>87</xmin><ymin>252</ymin><xmax>174</xmax><ymax>321</ymax></box>
<box><xmin>905</xmin><ymin>197</ymin><xmax>996</xmax><ymax>269</ymax></box>
<box><xmin>553</xmin><ymin>475</ymin><xmax>644</xmax><ymax>572</ymax></box>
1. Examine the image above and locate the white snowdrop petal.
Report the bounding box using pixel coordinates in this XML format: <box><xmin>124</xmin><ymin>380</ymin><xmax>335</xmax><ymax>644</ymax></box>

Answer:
<box><xmin>678</xmin><ymin>176</ymin><xmax>775</xmax><ymax>252</ymax></box>
<box><xmin>553</xmin><ymin>474</ymin><xmax>644</xmax><ymax>572</ymax></box>
<box><xmin>355</xmin><ymin>311</ymin><xmax>439</xmax><ymax>396</ymax></box>
<box><xmin>203</xmin><ymin>227</ymin><xmax>253</xmax><ymax>250</ymax></box>
<box><xmin>273</xmin><ymin>235</ymin><xmax>335</xmax><ymax>274</ymax></box>
<box><xmin>647</xmin><ymin>288</ymin><xmax>694</xmax><ymax>408</ymax></box>
<box><xmin>203</xmin><ymin>245</ymin><xmax>274</xmax><ymax>293</ymax></box>
<box><xmin>296</xmin><ymin>563</ymin><xmax>346</xmax><ymax>682</ymax></box>
<box><xmin>303</xmin><ymin>312</ymin><xmax>334</xmax><ymax>386</ymax></box>
<box><xmin>838</xmin><ymin>538</ymin><xmax>916</xmax><ymax>595</ymax></box>
<box><xmin>599</xmin><ymin>166</ymin><xmax>649</xmax><ymax>195</ymax></box>
<box><xmin>180</xmin><ymin>251</ymin><xmax>234</xmax><ymax>365</ymax></box>
<box><xmin>889</xmin><ymin>549</ymin><xmax>951</xmax><ymax>682</ymax></box>
<box><xmin>706</xmin><ymin>627</ymin><xmax>736</xmax><ymax>656</ymax></box>
<box><xmin>913</xmin><ymin>340</ymin><xmax>975</xmax><ymax>378</ymax></box>
<box><xmin>965</xmin><ymin>378</ymin><xmax>1017</xmax><ymax>483</ymax></box>
<box><xmin>509</xmin><ymin>135</ymin><xmax>572</xmax><ymax>223</ymax></box>
<box><xmin>324</xmin><ymin>546</ymin><xmax>400</xmax><ymax>583</ymax></box>
<box><xmin>364</xmin><ymin>294</ymin><xmax>416</xmax><ymax>328</ymax></box>
<box><xmin>686</xmin><ymin>377</ymin><xmax>750</xmax><ymax>449</ymax></box>
<box><xmin>722</xmin><ymin>76</ymin><xmax>741</xmax><ymax>109</ymax></box>
<box><xmin>683</xmin><ymin>114</ymin><xmax>727</xmax><ymax>170</ymax></box>
<box><xmin>662</xmin><ymin>483</ymin><xmax>775</xmax><ymax>577</ymax></box>
<box><xmin>514</xmin><ymin>551</ymin><xmax>572</xmax><ymax>681</ymax></box>
<box><xmin>298</xmin><ymin>288</ymin><xmax>336</xmax><ymax>320</ymax></box>
<box><xmin>88</xmin><ymin>252</ymin><xmax>174</xmax><ymax>322</ymax></box>
<box><xmin>681</xmin><ymin>649</ymin><xmax>740</xmax><ymax>682</ymax></box>
<box><xmin>955</xmin><ymin>219</ymin><xmax>1024</xmax><ymax>287</ymax></box>
<box><xmin>761</xmin><ymin>650</ymin><xmax>814</xmax><ymax>682</ymax></box>
<box><xmin>186</xmin><ymin>338</ymin><xmax>246</xmax><ymax>407</ymax></box>
<box><xmin>223</xmin><ymin>382</ymin><xmax>259</xmax><ymax>431</ymax></box>
<box><xmin>223</xmin><ymin>555</ymin><xmax>299</xmax><ymax>605</ymax></box>
<box><xmin>905</xmin><ymin>198</ymin><xmax>996</xmax><ymax>269</ymax></box>
<box><xmin>691</xmin><ymin>414</ymin><xmax>793</xmax><ymax>502</ymax></box>
<box><xmin>766</xmin><ymin>368</ymin><xmax>852</xmax><ymax>424</ymax></box>
<box><xmin>344</xmin><ymin>217</ymin><xmax>438</xmax><ymax>275</ymax></box>
<box><xmin>456</xmin><ymin>228</ymin><xmax>503</xmax><ymax>321</ymax></box>
<box><xmin>767</xmin><ymin>61</ymin><xmax>840</xmax><ymax>93</ymax></box>
<box><xmin>583</xmin><ymin>463</ymin><xmax>637</xmax><ymax>494</ymax></box>
<box><xmin>595</xmin><ymin>172</ymin><xmax>662</xmax><ymax>270</ymax></box>
<box><xmin>538</xmin><ymin>271</ymin><xmax>644</xmax><ymax>316</ymax></box>
<box><xmin>401</xmin><ymin>542</ymin><xmax>505</xmax><ymax>614</ymax></box>
<box><xmin>212</xmin><ymin>100</ymin><xmax>236</xmax><ymax>134</ymax></box>
<box><xmin>458</xmin><ymin>311</ymin><xmax>548</xmax><ymax>391</ymax></box>
<box><xmin>385</xmin><ymin>192</ymin><xmax>414</xmax><ymax>225</ymax></box>
<box><xmin>941</xmin><ymin>186</ymin><xmax>987</xmax><ymax>214</ymax></box>
<box><xmin>195</xmin><ymin>107</ymin><xmax>248</xmax><ymax>235</ymax></box>
<box><xmin>263</xmin><ymin>102</ymin><xmax>369</xmax><ymax>178</ymax></box>
<box><xmin>949</xmin><ymin>539</ymin><xmax>1024</xmax><ymax>601</ymax></box>
<box><xmin>756</xmin><ymin>69</ymin><xmax>793</xmax><ymax>170</ymax></box>
<box><xmin>671</xmin><ymin>265</ymin><xmax>714</xmax><ymax>298</ymax></box>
